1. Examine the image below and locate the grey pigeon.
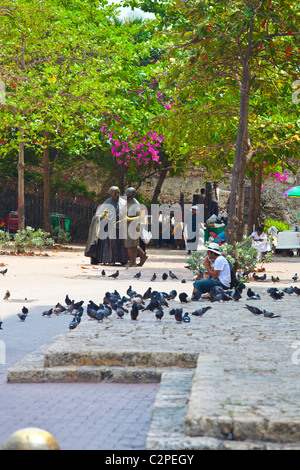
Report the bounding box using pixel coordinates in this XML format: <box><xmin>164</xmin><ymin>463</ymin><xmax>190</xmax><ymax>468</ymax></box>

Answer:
<box><xmin>130</xmin><ymin>303</ymin><xmax>139</xmax><ymax>320</ymax></box>
<box><xmin>151</xmin><ymin>273</ymin><xmax>156</xmax><ymax>282</ymax></box>
<box><xmin>191</xmin><ymin>306</ymin><xmax>211</xmax><ymax>317</ymax></box>
<box><xmin>182</xmin><ymin>312</ymin><xmax>191</xmax><ymax>323</ymax></box>
<box><xmin>169</xmin><ymin>270</ymin><xmax>178</xmax><ymax>280</ymax></box>
<box><xmin>155</xmin><ymin>307</ymin><xmax>164</xmax><ymax>321</ymax></box>
<box><xmin>292</xmin><ymin>273</ymin><xmax>298</xmax><ymax>282</ymax></box>
<box><xmin>109</xmin><ymin>270</ymin><xmax>119</xmax><ymax>278</ymax></box>
<box><xmin>283</xmin><ymin>286</ymin><xmax>294</xmax><ymax>295</ymax></box>
<box><xmin>244</xmin><ymin>304</ymin><xmax>263</xmax><ymax>315</ymax></box>
<box><xmin>42</xmin><ymin>308</ymin><xmax>53</xmax><ymax>317</ymax></box>
<box><xmin>134</xmin><ymin>271</ymin><xmax>141</xmax><ymax>279</ymax></box>
<box><xmin>263</xmin><ymin>309</ymin><xmax>281</xmax><ymax>318</ymax></box>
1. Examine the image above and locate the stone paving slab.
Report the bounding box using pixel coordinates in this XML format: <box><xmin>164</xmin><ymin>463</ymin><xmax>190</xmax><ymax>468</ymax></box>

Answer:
<box><xmin>6</xmin><ymin>281</ymin><xmax>300</xmax><ymax>448</ymax></box>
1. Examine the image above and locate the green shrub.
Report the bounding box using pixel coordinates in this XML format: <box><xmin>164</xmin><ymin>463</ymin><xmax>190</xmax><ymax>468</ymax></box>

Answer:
<box><xmin>264</xmin><ymin>219</ymin><xmax>289</xmax><ymax>232</ymax></box>
<box><xmin>55</xmin><ymin>228</ymin><xmax>72</xmax><ymax>245</ymax></box>
<box><xmin>0</xmin><ymin>230</ymin><xmax>11</xmax><ymax>249</ymax></box>
<box><xmin>13</xmin><ymin>227</ymin><xmax>54</xmax><ymax>253</ymax></box>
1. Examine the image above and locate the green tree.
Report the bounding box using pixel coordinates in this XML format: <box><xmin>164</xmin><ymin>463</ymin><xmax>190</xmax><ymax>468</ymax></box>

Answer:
<box><xmin>125</xmin><ymin>0</ymin><xmax>300</xmax><ymax>245</ymax></box>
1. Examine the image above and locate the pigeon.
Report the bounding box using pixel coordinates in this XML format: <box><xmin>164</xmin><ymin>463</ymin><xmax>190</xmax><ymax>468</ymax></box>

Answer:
<box><xmin>167</xmin><ymin>289</ymin><xmax>177</xmax><ymax>300</ymax></box>
<box><xmin>253</xmin><ymin>273</ymin><xmax>266</xmax><ymax>281</ymax></box>
<box><xmin>155</xmin><ymin>307</ymin><xmax>164</xmax><ymax>321</ymax></box>
<box><xmin>0</xmin><ymin>268</ymin><xmax>7</xmax><ymax>275</ymax></box>
<box><xmin>42</xmin><ymin>308</ymin><xmax>53</xmax><ymax>317</ymax></box>
<box><xmin>162</xmin><ymin>273</ymin><xmax>168</xmax><ymax>280</ymax></box>
<box><xmin>269</xmin><ymin>288</ymin><xmax>284</xmax><ymax>301</ymax></box>
<box><xmin>175</xmin><ymin>309</ymin><xmax>183</xmax><ymax>323</ymax></box>
<box><xmin>72</xmin><ymin>306</ymin><xmax>84</xmax><ymax>318</ymax></box>
<box><xmin>130</xmin><ymin>302</ymin><xmax>139</xmax><ymax>320</ymax></box>
<box><xmin>101</xmin><ymin>269</ymin><xmax>106</xmax><ymax>276</ymax></box>
<box><xmin>0</xmin><ymin>321</ymin><xmax>3</xmax><ymax>330</ymax></box>
<box><xmin>247</xmin><ymin>294</ymin><xmax>261</xmax><ymax>300</ymax></box>
<box><xmin>191</xmin><ymin>306</ymin><xmax>212</xmax><ymax>317</ymax></box>
<box><xmin>143</xmin><ymin>287</ymin><xmax>152</xmax><ymax>299</ymax></box>
<box><xmin>95</xmin><ymin>309</ymin><xmax>104</xmax><ymax>322</ymax></box>
<box><xmin>66</xmin><ymin>300</ymin><xmax>75</xmax><ymax>314</ymax></box>
<box><xmin>151</xmin><ymin>273</ymin><xmax>156</xmax><ymax>282</ymax></box>
<box><xmin>283</xmin><ymin>286</ymin><xmax>295</xmax><ymax>295</ymax></box>
<box><xmin>69</xmin><ymin>317</ymin><xmax>79</xmax><ymax>330</ymax></box>
<box><xmin>65</xmin><ymin>294</ymin><xmax>73</xmax><ymax>305</ymax></box>
<box><xmin>53</xmin><ymin>303</ymin><xmax>66</xmax><ymax>315</ymax></box>
<box><xmin>182</xmin><ymin>312</ymin><xmax>191</xmax><ymax>323</ymax></box>
<box><xmin>242</xmin><ymin>269</ymin><xmax>251</xmax><ymax>277</ymax></box>
<box><xmin>232</xmin><ymin>286</ymin><xmax>243</xmax><ymax>302</ymax></box>
<box><xmin>22</xmin><ymin>306</ymin><xmax>29</xmax><ymax>315</ymax></box>
<box><xmin>87</xmin><ymin>301</ymin><xmax>98</xmax><ymax>320</ymax></box>
<box><xmin>244</xmin><ymin>304</ymin><xmax>263</xmax><ymax>315</ymax></box>
<box><xmin>169</xmin><ymin>270</ymin><xmax>178</xmax><ymax>280</ymax></box>
<box><xmin>134</xmin><ymin>271</ymin><xmax>141</xmax><ymax>279</ymax></box>
<box><xmin>116</xmin><ymin>308</ymin><xmax>125</xmax><ymax>319</ymax></box>
<box><xmin>17</xmin><ymin>312</ymin><xmax>27</xmax><ymax>322</ymax></box>
<box><xmin>127</xmin><ymin>286</ymin><xmax>137</xmax><ymax>298</ymax></box>
<box><xmin>247</xmin><ymin>287</ymin><xmax>256</xmax><ymax>298</ymax></box>
<box><xmin>181</xmin><ymin>279</ymin><xmax>186</xmax><ymax>283</ymax></box>
<box><xmin>143</xmin><ymin>298</ymin><xmax>160</xmax><ymax>312</ymax></box>
<box><xmin>271</xmin><ymin>276</ymin><xmax>280</xmax><ymax>283</ymax></box>
<box><xmin>293</xmin><ymin>286</ymin><xmax>300</xmax><ymax>296</ymax></box>
<box><xmin>179</xmin><ymin>292</ymin><xmax>190</xmax><ymax>303</ymax></box>
<box><xmin>3</xmin><ymin>290</ymin><xmax>10</xmax><ymax>301</ymax></box>
<box><xmin>292</xmin><ymin>273</ymin><xmax>298</xmax><ymax>282</ymax></box>
<box><xmin>74</xmin><ymin>300</ymin><xmax>84</xmax><ymax>309</ymax></box>
<box><xmin>263</xmin><ymin>309</ymin><xmax>281</xmax><ymax>318</ymax></box>
<box><xmin>109</xmin><ymin>270</ymin><xmax>119</xmax><ymax>278</ymax></box>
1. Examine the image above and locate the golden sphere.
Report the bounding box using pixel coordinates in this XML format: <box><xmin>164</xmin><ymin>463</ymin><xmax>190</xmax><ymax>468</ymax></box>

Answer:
<box><xmin>2</xmin><ymin>427</ymin><xmax>60</xmax><ymax>450</ymax></box>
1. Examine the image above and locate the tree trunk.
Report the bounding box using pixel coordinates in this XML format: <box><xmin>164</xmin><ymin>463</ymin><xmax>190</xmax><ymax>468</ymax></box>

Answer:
<box><xmin>227</xmin><ymin>63</ymin><xmax>252</xmax><ymax>247</ymax></box>
<box><xmin>150</xmin><ymin>167</ymin><xmax>169</xmax><ymax>205</ymax></box>
<box><xmin>247</xmin><ymin>161</ymin><xmax>256</xmax><ymax>236</ymax></box>
<box><xmin>42</xmin><ymin>132</ymin><xmax>51</xmax><ymax>233</ymax></box>
<box><xmin>18</xmin><ymin>140</ymin><xmax>25</xmax><ymax>230</ymax></box>
<box><xmin>247</xmin><ymin>162</ymin><xmax>263</xmax><ymax>235</ymax></box>
<box><xmin>254</xmin><ymin>163</ymin><xmax>263</xmax><ymax>227</ymax></box>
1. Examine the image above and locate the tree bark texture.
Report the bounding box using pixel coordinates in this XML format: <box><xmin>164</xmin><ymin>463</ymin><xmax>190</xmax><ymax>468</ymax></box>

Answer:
<box><xmin>18</xmin><ymin>140</ymin><xmax>25</xmax><ymax>230</ymax></box>
<box><xmin>42</xmin><ymin>132</ymin><xmax>51</xmax><ymax>233</ymax></box>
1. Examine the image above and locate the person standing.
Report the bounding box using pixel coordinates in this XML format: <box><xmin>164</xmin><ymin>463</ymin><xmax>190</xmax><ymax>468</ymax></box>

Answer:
<box><xmin>85</xmin><ymin>186</ymin><xmax>127</xmax><ymax>265</ymax></box>
<box><xmin>184</xmin><ymin>205</ymin><xmax>202</xmax><ymax>255</ymax></box>
<box><xmin>122</xmin><ymin>187</ymin><xmax>148</xmax><ymax>268</ymax></box>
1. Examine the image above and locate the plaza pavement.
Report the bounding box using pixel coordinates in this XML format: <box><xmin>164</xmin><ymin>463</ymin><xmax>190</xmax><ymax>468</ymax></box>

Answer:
<box><xmin>0</xmin><ymin>244</ymin><xmax>300</xmax><ymax>450</ymax></box>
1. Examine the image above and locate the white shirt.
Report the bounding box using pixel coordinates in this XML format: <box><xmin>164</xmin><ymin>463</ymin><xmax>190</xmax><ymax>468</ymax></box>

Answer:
<box><xmin>214</xmin><ymin>255</ymin><xmax>231</xmax><ymax>287</ymax></box>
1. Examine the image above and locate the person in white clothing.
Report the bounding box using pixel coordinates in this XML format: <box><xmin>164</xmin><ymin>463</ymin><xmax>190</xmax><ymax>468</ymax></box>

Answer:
<box><xmin>250</xmin><ymin>226</ymin><xmax>270</xmax><ymax>260</ymax></box>
<box><xmin>192</xmin><ymin>242</ymin><xmax>231</xmax><ymax>297</ymax></box>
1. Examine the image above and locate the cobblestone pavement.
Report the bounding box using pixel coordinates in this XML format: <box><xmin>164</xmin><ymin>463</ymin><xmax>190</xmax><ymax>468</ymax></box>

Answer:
<box><xmin>0</xmin><ymin>310</ymin><xmax>158</xmax><ymax>450</ymax></box>
<box><xmin>0</xmin><ymin>246</ymin><xmax>299</xmax><ymax>450</ymax></box>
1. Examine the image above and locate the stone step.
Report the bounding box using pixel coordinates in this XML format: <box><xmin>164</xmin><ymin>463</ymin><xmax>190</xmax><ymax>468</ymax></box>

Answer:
<box><xmin>185</xmin><ymin>355</ymin><xmax>300</xmax><ymax>444</ymax></box>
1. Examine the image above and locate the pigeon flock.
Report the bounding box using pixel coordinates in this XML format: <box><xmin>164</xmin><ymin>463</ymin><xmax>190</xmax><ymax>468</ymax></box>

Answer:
<box><xmin>1</xmin><ymin>268</ymin><xmax>298</xmax><ymax>332</ymax></box>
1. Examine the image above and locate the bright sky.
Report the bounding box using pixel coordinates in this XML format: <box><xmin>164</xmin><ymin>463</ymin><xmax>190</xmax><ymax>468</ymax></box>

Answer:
<box><xmin>106</xmin><ymin>0</ymin><xmax>155</xmax><ymax>20</ymax></box>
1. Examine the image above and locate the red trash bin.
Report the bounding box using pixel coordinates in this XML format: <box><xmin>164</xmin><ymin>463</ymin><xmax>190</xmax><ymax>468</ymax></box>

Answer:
<box><xmin>5</xmin><ymin>211</ymin><xmax>19</xmax><ymax>232</ymax></box>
